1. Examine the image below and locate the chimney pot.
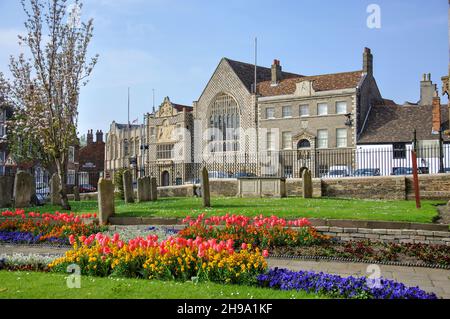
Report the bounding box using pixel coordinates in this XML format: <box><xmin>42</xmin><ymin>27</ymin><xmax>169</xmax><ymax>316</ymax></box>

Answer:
<box><xmin>271</xmin><ymin>59</ymin><xmax>282</xmax><ymax>85</ymax></box>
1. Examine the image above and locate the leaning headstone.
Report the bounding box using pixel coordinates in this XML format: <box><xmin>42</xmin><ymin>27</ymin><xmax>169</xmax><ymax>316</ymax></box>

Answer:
<box><xmin>98</xmin><ymin>178</ymin><xmax>115</xmax><ymax>224</ymax></box>
<box><xmin>144</xmin><ymin>176</ymin><xmax>151</xmax><ymax>201</ymax></box>
<box><xmin>13</xmin><ymin>171</ymin><xmax>33</xmax><ymax>208</ymax></box>
<box><xmin>50</xmin><ymin>173</ymin><xmax>61</xmax><ymax>205</ymax></box>
<box><xmin>201</xmin><ymin>167</ymin><xmax>211</xmax><ymax>207</ymax></box>
<box><xmin>137</xmin><ymin>177</ymin><xmax>146</xmax><ymax>202</ymax></box>
<box><xmin>122</xmin><ymin>170</ymin><xmax>134</xmax><ymax>203</ymax></box>
<box><xmin>73</xmin><ymin>186</ymin><xmax>80</xmax><ymax>201</ymax></box>
<box><xmin>0</xmin><ymin>175</ymin><xmax>14</xmax><ymax>207</ymax></box>
<box><xmin>150</xmin><ymin>177</ymin><xmax>158</xmax><ymax>201</ymax></box>
<box><xmin>302</xmin><ymin>169</ymin><xmax>313</xmax><ymax>198</ymax></box>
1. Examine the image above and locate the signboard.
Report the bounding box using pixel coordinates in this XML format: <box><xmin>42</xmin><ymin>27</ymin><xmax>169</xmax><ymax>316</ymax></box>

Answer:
<box><xmin>5</xmin><ymin>154</ymin><xmax>17</xmax><ymax>167</ymax></box>
<box><xmin>82</xmin><ymin>162</ymin><xmax>96</xmax><ymax>169</ymax></box>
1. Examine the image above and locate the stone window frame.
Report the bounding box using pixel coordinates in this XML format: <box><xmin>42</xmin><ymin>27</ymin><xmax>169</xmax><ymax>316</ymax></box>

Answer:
<box><xmin>299</xmin><ymin>104</ymin><xmax>309</xmax><ymax>117</ymax></box>
<box><xmin>266</xmin><ymin>131</ymin><xmax>276</xmax><ymax>151</ymax></box>
<box><xmin>317</xmin><ymin>129</ymin><xmax>328</xmax><ymax>149</ymax></box>
<box><xmin>207</xmin><ymin>92</ymin><xmax>241</xmax><ymax>153</ymax></box>
<box><xmin>68</xmin><ymin>146</ymin><xmax>75</xmax><ymax>163</ymax></box>
<box><xmin>336</xmin><ymin>128</ymin><xmax>348</xmax><ymax>148</ymax></box>
<box><xmin>265</xmin><ymin>107</ymin><xmax>275</xmax><ymax>119</ymax></box>
<box><xmin>67</xmin><ymin>169</ymin><xmax>76</xmax><ymax>185</ymax></box>
<box><xmin>157</xmin><ymin>143</ymin><xmax>174</xmax><ymax>160</ymax></box>
<box><xmin>282</xmin><ymin>105</ymin><xmax>293</xmax><ymax>118</ymax></box>
<box><xmin>336</xmin><ymin>101</ymin><xmax>348</xmax><ymax>115</ymax></box>
<box><xmin>317</xmin><ymin>102</ymin><xmax>328</xmax><ymax>116</ymax></box>
<box><xmin>282</xmin><ymin>131</ymin><xmax>293</xmax><ymax>150</ymax></box>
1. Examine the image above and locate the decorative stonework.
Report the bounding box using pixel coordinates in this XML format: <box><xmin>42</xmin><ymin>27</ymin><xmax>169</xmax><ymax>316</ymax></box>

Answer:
<box><xmin>295</xmin><ymin>80</ymin><xmax>315</xmax><ymax>97</ymax></box>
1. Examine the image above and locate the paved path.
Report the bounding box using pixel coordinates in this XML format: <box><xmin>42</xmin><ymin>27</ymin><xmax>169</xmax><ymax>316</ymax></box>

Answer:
<box><xmin>0</xmin><ymin>244</ymin><xmax>68</xmax><ymax>257</ymax></box>
<box><xmin>268</xmin><ymin>258</ymin><xmax>450</xmax><ymax>299</ymax></box>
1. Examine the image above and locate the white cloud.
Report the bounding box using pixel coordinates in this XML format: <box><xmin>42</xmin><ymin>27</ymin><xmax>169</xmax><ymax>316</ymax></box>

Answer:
<box><xmin>88</xmin><ymin>49</ymin><xmax>159</xmax><ymax>88</ymax></box>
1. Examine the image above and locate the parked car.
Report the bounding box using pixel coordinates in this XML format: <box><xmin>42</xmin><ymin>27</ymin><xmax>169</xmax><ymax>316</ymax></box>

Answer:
<box><xmin>208</xmin><ymin>171</ymin><xmax>230</xmax><ymax>178</ymax></box>
<box><xmin>391</xmin><ymin>167</ymin><xmax>413</xmax><ymax>175</ymax></box>
<box><xmin>231</xmin><ymin>172</ymin><xmax>256</xmax><ymax>178</ymax></box>
<box><xmin>353</xmin><ymin>168</ymin><xmax>381</xmax><ymax>177</ymax></box>
<box><xmin>324</xmin><ymin>165</ymin><xmax>352</xmax><ymax>178</ymax></box>
<box><xmin>79</xmin><ymin>184</ymin><xmax>97</xmax><ymax>193</ymax></box>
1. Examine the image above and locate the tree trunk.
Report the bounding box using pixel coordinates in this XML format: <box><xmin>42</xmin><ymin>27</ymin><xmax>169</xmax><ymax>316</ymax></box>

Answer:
<box><xmin>55</xmin><ymin>159</ymin><xmax>71</xmax><ymax>210</ymax></box>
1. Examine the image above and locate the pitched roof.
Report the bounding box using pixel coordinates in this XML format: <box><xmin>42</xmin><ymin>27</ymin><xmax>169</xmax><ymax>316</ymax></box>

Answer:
<box><xmin>257</xmin><ymin>71</ymin><xmax>364</xmax><ymax>97</ymax></box>
<box><xmin>172</xmin><ymin>103</ymin><xmax>193</xmax><ymax>112</ymax></box>
<box><xmin>358</xmin><ymin>104</ymin><xmax>449</xmax><ymax>144</ymax></box>
<box><xmin>224</xmin><ymin>58</ymin><xmax>301</xmax><ymax>92</ymax></box>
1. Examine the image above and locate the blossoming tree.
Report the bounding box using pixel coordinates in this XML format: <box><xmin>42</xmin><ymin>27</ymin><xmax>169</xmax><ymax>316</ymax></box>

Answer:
<box><xmin>7</xmin><ymin>0</ymin><xmax>98</xmax><ymax>209</ymax></box>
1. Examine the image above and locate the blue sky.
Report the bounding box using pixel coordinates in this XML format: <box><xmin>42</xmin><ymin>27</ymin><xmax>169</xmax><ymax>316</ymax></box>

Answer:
<box><xmin>0</xmin><ymin>0</ymin><xmax>448</xmax><ymax>137</ymax></box>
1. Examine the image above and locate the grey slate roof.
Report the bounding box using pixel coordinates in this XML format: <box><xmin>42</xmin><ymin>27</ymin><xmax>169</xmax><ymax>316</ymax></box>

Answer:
<box><xmin>358</xmin><ymin>104</ymin><xmax>449</xmax><ymax>144</ymax></box>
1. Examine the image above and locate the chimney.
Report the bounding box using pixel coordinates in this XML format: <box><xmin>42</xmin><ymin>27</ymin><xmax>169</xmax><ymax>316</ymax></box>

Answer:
<box><xmin>432</xmin><ymin>89</ymin><xmax>441</xmax><ymax>133</ymax></box>
<box><xmin>271</xmin><ymin>59</ymin><xmax>282</xmax><ymax>85</ymax></box>
<box><xmin>96</xmin><ymin>130</ymin><xmax>103</xmax><ymax>143</ymax></box>
<box><xmin>419</xmin><ymin>73</ymin><xmax>435</xmax><ymax>106</ymax></box>
<box><xmin>363</xmin><ymin>48</ymin><xmax>373</xmax><ymax>76</ymax></box>
<box><xmin>87</xmin><ymin>129</ymin><xmax>93</xmax><ymax>145</ymax></box>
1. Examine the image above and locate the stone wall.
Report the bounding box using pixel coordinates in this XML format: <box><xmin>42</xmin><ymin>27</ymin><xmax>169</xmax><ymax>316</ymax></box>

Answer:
<box><xmin>210</xmin><ymin>179</ymin><xmax>238</xmax><ymax>197</ymax></box>
<box><xmin>316</xmin><ymin>226</ymin><xmax>450</xmax><ymax>246</ymax></box>
<box><xmin>321</xmin><ymin>176</ymin><xmax>406</xmax><ymax>200</ymax></box>
<box><xmin>0</xmin><ymin>176</ymin><xmax>14</xmax><ymax>207</ymax></box>
<box><xmin>406</xmin><ymin>173</ymin><xmax>450</xmax><ymax>200</ymax></box>
<box><xmin>286</xmin><ymin>178</ymin><xmax>322</xmax><ymax>198</ymax></box>
<box><xmin>158</xmin><ymin>185</ymin><xmax>195</xmax><ymax>198</ymax></box>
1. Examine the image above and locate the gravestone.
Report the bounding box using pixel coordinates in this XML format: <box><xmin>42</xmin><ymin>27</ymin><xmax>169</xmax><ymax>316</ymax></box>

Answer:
<box><xmin>98</xmin><ymin>178</ymin><xmax>115</xmax><ymax>224</ymax></box>
<box><xmin>302</xmin><ymin>169</ymin><xmax>313</xmax><ymax>198</ymax></box>
<box><xmin>0</xmin><ymin>176</ymin><xmax>14</xmax><ymax>207</ymax></box>
<box><xmin>144</xmin><ymin>176</ymin><xmax>151</xmax><ymax>201</ymax></box>
<box><xmin>137</xmin><ymin>177</ymin><xmax>146</xmax><ymax>202</ymax></box>
<box><xmin>150</xmin><ymin>177</ymin><xmax>158</xmax><ymax>201</ymax></box>
<box><xmin>122</xmin><ymin>170</ymin><xmax>134</xmax><ymax>203</ymax></box>
<box><xmin>73</xmin><ymin>186</ymin><xmax>80</xmax><ymax>201</ymax></box>
<box><xmin>50</xmin><ymin>173</ymin><xmax>61</xmax><ymax>205</ymax></box>
<box><xmin>201</xmin><ymin>167</ymin><xmax>210</xmax><ymax>207</ymax></box>
<box><xmin>13</xmin><ymin>171</ymin><xmax>33</xmax><ymax>208</ymax></box>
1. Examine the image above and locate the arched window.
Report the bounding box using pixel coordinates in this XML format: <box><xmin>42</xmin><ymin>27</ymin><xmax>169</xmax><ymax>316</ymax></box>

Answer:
<box><xmin>208</xmin><ymin>93</ymin><xmax>240</xmax><ymax>152</ymax></box>
<box><xmin>297</xmin><ymin>139</ymin><xmax>311</xmax><ymax>149</ymax></box>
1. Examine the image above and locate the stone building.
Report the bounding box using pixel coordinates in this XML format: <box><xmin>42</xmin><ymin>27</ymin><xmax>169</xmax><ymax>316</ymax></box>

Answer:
<box><xmin>104</xmin><ymin>121</ymin><xmax>146</xmax><ymax>180</ymax></box>
<box><xmin>193</xmin><ymin>47</ymin><xmax>383</xmax><ymax>177</ymax></box>
<box><xmin>145</xmin><ymin>97</ymin><xmax>194</xmax><ymax>186</ymax></box>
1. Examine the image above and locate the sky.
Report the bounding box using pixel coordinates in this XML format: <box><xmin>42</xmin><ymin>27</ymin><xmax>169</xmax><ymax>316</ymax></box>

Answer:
<box><xmin>0</xmin><ymin>0</ymin><xmax>448</xmax><ymax>137</ymax></box>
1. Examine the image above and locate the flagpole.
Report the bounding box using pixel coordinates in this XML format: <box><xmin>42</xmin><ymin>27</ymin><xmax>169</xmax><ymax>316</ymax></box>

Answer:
<box><xmin>128</xmin><ymin>87</ymin><xmax>130</xmax><ymax>127</ymax></box>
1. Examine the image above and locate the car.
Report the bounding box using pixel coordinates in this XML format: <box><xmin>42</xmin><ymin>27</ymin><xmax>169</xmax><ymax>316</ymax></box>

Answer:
<box><xmin>231</xmin><ymin>172</ymin><xmax>256</xmax><ymax>178</ymax></box>
<box><xmin>391</xmin><ymin>167</ymin><xmax>413</xmax><ymax>175</ymax></box>
<box><xmin>445</xmin><ymin>168</ymin><xmax>450</xmax><ymax>173</ymax></box>
<box><xmin>35</xmin><ymin>185</ymin><xmax>50</xmax><ymax>197</ymax></box>
<box><xmin>324</xmin><ymin>165</ymin><xmax>352</xmax><ymax>178</ymax></box>
<box><xmin>353</xmin><ymin>168</ymin><xmax>380</xmax><ymax>177</ymax></box>
<box><xmin>208</xmin><ymin>171</ymin><xmax>230</xmax><ymax>178</ymax></box>
<box><xmin>79</xmin><ymin>184</ymin><xmax>97</xmax><ymax>193</ymax></box>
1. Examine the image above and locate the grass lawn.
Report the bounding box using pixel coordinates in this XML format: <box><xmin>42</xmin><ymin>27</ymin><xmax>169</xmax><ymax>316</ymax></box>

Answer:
<box><xmin>0</xmin><ymin>271</ymin><xmax>322</xmax><ymax>299</ymax></box>
<box><xmin>10</xmin><ymin>197</ymin><xmax>444</xmax><ymax>223</ymax></box>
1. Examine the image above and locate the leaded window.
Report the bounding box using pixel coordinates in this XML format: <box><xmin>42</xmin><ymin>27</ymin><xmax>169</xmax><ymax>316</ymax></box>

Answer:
<box><xmin>208</xmin><ymin>93</ymin><xmax>240</xmax><ymax>152</ymax></box>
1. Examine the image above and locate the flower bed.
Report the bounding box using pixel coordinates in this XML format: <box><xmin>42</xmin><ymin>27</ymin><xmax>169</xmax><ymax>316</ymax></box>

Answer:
<box><xmin>49</xmin><ymin>233</ymin><xmax>268</xmax><ymax>285</ymax></box>
<box><xmin>178</xmin><ymin>214</ymin><xmax>329</xmax><ymax>249</ymax></box>
<box><xmin>270</xmin><ymin>240</ymin><xmax>450</xmax><ymax>267</ymax></box>
<box><xmin>257</xmin><ymin>268</ymin><xmax>437</xmax><ymax>299</ymax></box>
<box><xmin>0</xmin><ymin>210</ymin><xmax>106</xmax><ymax>245</ymax></box>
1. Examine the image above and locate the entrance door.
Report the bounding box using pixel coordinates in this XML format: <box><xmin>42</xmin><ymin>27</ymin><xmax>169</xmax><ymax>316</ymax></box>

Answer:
<box><xmin>297</xmin><ymin>139</ymin><xmax>312</xmax><ymax>176</ymax></box>
<box><xmin>161</xmin><ymin>171</ymin><xmax>170</xmax><ymax>186</ymax></box>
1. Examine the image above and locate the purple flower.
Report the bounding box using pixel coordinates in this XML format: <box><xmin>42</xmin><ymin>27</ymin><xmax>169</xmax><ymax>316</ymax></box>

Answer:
<box><xmin>257</xmin><ymin>268</ymin><xmax>438</xmax><ymax>299</ymax></box>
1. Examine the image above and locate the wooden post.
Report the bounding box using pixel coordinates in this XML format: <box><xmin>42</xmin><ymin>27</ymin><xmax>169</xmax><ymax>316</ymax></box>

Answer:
<box><xmin>411</xmin><ymin>150</ymin><xmax>421</xmax><ymax>209</ymax></box>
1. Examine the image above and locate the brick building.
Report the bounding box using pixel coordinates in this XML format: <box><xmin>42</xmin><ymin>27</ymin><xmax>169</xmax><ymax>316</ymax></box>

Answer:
<box><xmin>78</xmin><ymin>129</ymin><xmax>105</xmax><ymax>189</ymax></box>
